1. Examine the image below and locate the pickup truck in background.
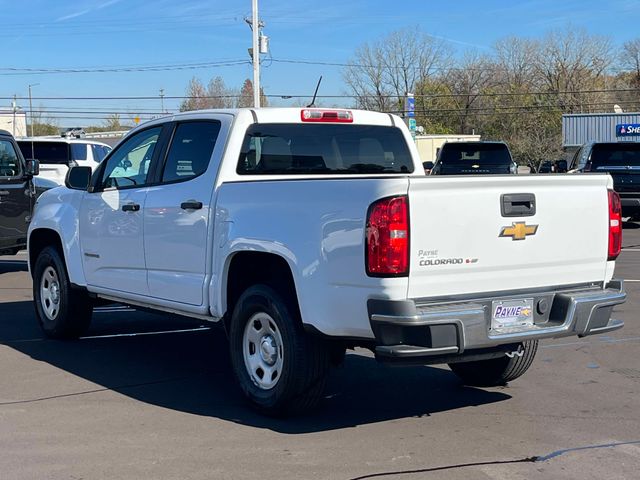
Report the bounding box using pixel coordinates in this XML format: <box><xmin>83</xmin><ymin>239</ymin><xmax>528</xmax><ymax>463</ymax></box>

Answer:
<box><xmin>570</xmin><ymin>141</ymin><xmax>640</xmax><ymax>218</ymax></box>
<box><xmin>431</xmin><ymin>141</ymin><xmax>518</xmax><ymax>175</ymax></box>
<box><xmin>27</xmin><ymin>109</ymin><xmax>626</xmax><ymax>415</ymax></box>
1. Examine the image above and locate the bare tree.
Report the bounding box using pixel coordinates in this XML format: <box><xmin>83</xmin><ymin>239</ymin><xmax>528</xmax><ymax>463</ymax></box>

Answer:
<box><xmin>343</xmin><ymin>27</ymin><xmax>452</xmax><ymax>113</ymax></box>
<box><xmin>445</xmin><ymin>52</ymin><xmax>496</xmax><ymax>133</ymax></box>
<box><xmin>534</xmin><ymin>28</ymin><xmax>613</xmax><ymax>113</ymax></box>
<box><xmin>621</xmin><ymin>39</ymin><xmax>640</xmax><ymax>86</ymax></box>
<box><xmin>493</xmin><ymin>36</ymin><xmax>538</xmax><ymax>89</ymax></box>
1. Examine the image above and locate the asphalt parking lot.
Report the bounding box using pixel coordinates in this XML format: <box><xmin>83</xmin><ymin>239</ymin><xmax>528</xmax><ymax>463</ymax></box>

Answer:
<box><xmin>1</xmin><ymin>230</ymin><xmax>639</xmax><ymax>480</ymax></box>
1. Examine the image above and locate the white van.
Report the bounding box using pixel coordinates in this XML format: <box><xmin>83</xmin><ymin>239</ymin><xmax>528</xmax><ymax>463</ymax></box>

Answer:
<box><xmin>17</xmin><ymin>138</ymin><xmax>112</xmax><ymax>185</ymax></box>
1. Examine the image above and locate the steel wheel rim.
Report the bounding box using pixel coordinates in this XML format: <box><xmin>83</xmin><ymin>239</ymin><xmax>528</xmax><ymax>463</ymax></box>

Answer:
<box><xmin>40</xmin><ymin>266</ymin><xmax>61</xmax><ymax>321</ymax></box>
<box><xmin>242</xmin><ymin>312</ymin><xmax>284</xmax><ymax>390</ymax></box>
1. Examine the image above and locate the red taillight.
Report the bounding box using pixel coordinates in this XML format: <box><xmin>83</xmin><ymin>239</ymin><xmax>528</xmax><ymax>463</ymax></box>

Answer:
<box><xmin>608</xmin><ymin>189</ymin><xmax>622</xmax><ymax>260</ymax></box>
<box><xmin>300</xmin><ymin>109</ymin><xmax>353</xmax><ymax>123</ymax></box>
<box><xmin>366</xmin><ymin>196</ymin><xmax>409</xmax><ymax>276</ymax></box>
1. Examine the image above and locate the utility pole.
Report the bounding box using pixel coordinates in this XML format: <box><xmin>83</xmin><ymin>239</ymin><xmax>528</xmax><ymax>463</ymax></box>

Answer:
<box><xmin>28</xmin><ymin>83</ymin><xmax>39</xmax><ymax>138</ymax></box>
<box><xmin>11</xmin><ymin>95</ymin><xmax>17</xmax><ymax>137</ymax></box>
<box><xmin>252</xmin><ymin>0</ymin><xmax>260</xmax><ymax>108</ymax></box>
<box><xmin>159</xmin><ymin>88</ymin><xmax>165</xmax><ymax>113</ymax></box>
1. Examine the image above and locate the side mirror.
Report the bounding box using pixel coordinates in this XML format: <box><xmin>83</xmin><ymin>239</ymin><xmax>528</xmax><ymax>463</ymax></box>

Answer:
<box><xmin>422</xmin><ymin>161</ymin><xmax>434</xmax><ymax>173</ymax></box>
<box><xmin>65</xmin><ymin>166</ymin><xmax>92</xmax><ymax>190</ymax></box>
<box><xmin>25</xmin><ymin>159</ymin><xmax>40</xmax><ymax>177</ymax></box>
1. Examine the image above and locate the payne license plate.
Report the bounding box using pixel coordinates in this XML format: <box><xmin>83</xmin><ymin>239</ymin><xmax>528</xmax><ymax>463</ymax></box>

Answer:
<box><xmin>491</xmin><ymin>298</ymin><xmax>534</xmax><ymax>331</ymax></box>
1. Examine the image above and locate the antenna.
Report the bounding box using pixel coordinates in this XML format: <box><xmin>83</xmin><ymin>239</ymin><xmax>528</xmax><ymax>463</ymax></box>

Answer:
<box><xmin>306</xmin><ymin>76</ymin><xmax>323</xmax><ymax>108</ymax></box>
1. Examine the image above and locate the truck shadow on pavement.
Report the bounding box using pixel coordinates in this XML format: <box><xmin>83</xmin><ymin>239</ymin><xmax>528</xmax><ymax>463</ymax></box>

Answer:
<box><xmin>0</xmin><ymin>300</ymin><xmax>511</xmax><ymax>434</ymax></box>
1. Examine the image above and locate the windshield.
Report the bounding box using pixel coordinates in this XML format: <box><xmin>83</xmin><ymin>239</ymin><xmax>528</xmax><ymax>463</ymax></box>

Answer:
<box><xmin>591</xmin><ymin>143</ymin><xmax>640</xmax><ymax>170</ymax></box>
<box><xmin>435</xmin><ymin>143</ymin><xmax>512</xmax><ymax>174</ymax></box>
<box><xmin>17</xmin><ymin>141</ymin><xmax>70</xmax><ymax>165</ymax></box>
<box><xmin>237</xmin><ymin>124</ymin><xmax>414</xmax><ymax>175</ymax></box>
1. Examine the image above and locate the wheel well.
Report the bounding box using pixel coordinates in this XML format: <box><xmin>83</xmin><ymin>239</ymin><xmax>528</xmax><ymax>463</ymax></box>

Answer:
<box><xmin>225</xmin><ymin>252</ymin><xmax>300</xmax><ymax>325</ymax></box>
<box><xmin>29</xmin><ymin>229</ymin><xmax>64</xmax><ymax>278</ymax></box>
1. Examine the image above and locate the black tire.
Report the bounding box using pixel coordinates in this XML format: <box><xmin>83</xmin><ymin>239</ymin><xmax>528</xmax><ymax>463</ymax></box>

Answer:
<box><xmin>33</xmin><ymin>246</ymin><xmax>93</xmax><ymax>339</ymax></box>
<box><xmin>229</xmin><ymin>284</ymin><xmax>330</xmax><ymax>416</ymax></box>
<box><xmin>448</xmin><ymin>340</ymin><xmax>539</xmax><ymax>387</ymax></box>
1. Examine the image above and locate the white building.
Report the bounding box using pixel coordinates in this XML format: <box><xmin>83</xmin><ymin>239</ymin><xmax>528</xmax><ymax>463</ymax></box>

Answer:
<box><xmin>0</xmin><ymin>109</ymin><xmax>27</xmax><ymax>137</ymax></box>
<box><xmin>415</xmin><ymin>134</ymin><xmax>481</xmax><ymax>162</ymax></box>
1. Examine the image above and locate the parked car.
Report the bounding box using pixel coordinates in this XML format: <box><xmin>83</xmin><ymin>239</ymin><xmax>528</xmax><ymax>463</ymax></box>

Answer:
<box><xmin>431</xmin><ymin>141</ymin><xmax>517</xmax><ymax>175</ymax></box>
<box><xmin>62</xmin><ymin>127</ymin><xmax>86</xmax><ymax>139</ymax></box>
<box><xmin>27</xmin><ymin>108</ymin><xmax>625</xmax><ymax>415</ymax></box>
<box><xmin>570</xmin><ymin>141</ymin><xmax>640</xmax><ymax>217</ymax></box>
<box><xmin>17</xmin><ymin>138</ymin><xmax>112</xmax><ymax>185</ymax></box>
<box><xmin>0</xmin><ymin>129</ymin><xmax>50</xmax><ymax>255</ymax></box>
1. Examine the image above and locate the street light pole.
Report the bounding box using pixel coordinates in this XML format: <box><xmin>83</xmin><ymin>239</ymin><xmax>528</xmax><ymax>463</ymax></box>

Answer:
<box><xmin>252</xmin><ymin>0</ymin><xmax>260</xmax><ymax>108</ymax></box>
<box><xmin>28</xmin><ymin>83</ymin><xmax>39</xmax><ymax>138</ymax></box>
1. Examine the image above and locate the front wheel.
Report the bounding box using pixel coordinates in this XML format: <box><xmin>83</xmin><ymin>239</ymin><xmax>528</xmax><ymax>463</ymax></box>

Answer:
<box><xmin>448</xmin><ymin>340</ymin><xmax>538</xmax><ymax>387</ymax></box>
<box><xmin>33</xmin><ymin>246</ymin><xmax>93</xmax><ymax>339</ymax></box>
<box><xmin>229</xmin><ymin>284</ymin><xmax>330</xmax><ymax>416</ymax></box>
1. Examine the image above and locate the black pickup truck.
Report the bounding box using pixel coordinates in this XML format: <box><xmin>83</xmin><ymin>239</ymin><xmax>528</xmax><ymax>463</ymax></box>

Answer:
<box><xmin>0</xmin><ymin>129</ymin><xmax>50</xmax><ymax>256</ymax></box>
<box><xmin>570</xmin><ymin>141</ymin><xmax>640</xmax><ymax>218</ymax></box>
<box><xmin>430</xmin><ymin>141</ymin><xmax>518</xmax><ymax>175</ymax></box>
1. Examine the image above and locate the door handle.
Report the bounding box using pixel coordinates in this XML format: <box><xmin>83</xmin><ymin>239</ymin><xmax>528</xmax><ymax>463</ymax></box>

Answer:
<box><xmin>0</xmin><ymin>190</ymin><xmax>9</xmax><ymax>196</ymax></box>
<box><xmin>181</xmin><ymin>201</ymin><xmax>203</xmax><ymax>210</ymax></box>
<box><xmin>122</xmin><ymin>203</ymin><xmax>140</xmax><ymax>212</ymax></box>
<box><xmin>501</xmin><ymin>193</ymin><xmax>536</xmax><ymax>217</ymax></box>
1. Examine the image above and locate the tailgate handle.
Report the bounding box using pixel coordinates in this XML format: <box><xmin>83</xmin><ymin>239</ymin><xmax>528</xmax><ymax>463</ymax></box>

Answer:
<box><xmin>501</xmin><ymin>193</ymin><xmax>536</xmax><ymax>217</ymax></box>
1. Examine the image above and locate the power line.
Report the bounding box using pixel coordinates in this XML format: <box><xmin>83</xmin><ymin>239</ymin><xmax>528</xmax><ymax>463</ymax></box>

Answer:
<box><xmin>5</xmin><ymin>86</ymin><xmax>638</xmax><ymax>102</ymax></box>
<box><xmin>0</xmin><ymin>60</ymin><xmax>250</xmax><ymax>76</ymax></box>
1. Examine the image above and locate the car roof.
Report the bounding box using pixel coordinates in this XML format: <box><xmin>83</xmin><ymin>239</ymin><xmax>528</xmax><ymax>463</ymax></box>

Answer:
<box><xmin>0</xmin><ymin>129</ymin><xmax>14</xmax><ymax>138</ymax></box>
<box><xmin>16</xmin><ymin>137</ymin><xmax>111</xmax><ymax>147</ymax></box>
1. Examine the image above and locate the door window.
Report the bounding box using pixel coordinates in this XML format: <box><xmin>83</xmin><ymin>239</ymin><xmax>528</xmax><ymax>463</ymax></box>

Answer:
<box><xmin>99</xmin><ymin>127</ymin><xmax>162</xmax><ymax>189</ymax></box>
<box><xmin>161</xmin><ymin>121</ymin><xmax>221</xmax><ymax>183</ymax></box>
<box><xmin>0</xmin><ymin>140</ymin><xmax>21</xmax><ymax>178</ymax></box>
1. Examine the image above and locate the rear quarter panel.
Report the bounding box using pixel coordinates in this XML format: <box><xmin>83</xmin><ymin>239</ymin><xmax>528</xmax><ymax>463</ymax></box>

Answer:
<box><xmin>213</xmin><ymin>178</ymin><xmax>410</xmax><ymax>338</ymax></box>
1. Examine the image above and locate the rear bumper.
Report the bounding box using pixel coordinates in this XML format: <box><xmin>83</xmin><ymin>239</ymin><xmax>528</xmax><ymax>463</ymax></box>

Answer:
<box><xmin>368</xmin><ymin>279</ymin><xmax>626</xmax><ymax>363</ymax></box>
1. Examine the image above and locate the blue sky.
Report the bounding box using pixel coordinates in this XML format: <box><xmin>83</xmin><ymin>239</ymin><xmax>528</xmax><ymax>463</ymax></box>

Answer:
<box><xmin>2</xmin><ymin>0</ymin><xmax>639</xmax><ymax>126</ymax></box>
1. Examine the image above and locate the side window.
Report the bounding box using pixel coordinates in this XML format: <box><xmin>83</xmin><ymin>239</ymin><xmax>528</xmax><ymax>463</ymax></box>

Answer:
<box><xmin>70</xmin><ymin>144</ymin><xmax>88</xmax><ymax>162</ymax></box>
<box><xmin>100</xmin><ymin>127</ymin><xmax>162</xmax><ymax>189</ymax></box>
<box><xmin>91</xmin><ymin>144</ymin><xmax>109</xmax><ymax>163</ymax></box>
<box><xmin>161</xmin><ymin>121</ymin><xmax>221</xmax><ymax>183</ymax></box>
<box><xmin>0</xmin><ymin>140</ymin><xmax>22</xmax><ymax>178</ymax></box>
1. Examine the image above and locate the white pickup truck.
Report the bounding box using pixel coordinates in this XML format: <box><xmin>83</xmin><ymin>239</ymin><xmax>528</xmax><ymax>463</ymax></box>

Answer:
<box><xmin>27</xmin><ymin>108</ymin><xmax>626</xmax><ymax>415</ymax></box>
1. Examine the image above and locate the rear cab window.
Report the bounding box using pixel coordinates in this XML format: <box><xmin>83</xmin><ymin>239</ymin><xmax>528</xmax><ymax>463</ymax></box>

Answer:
<box><xmin>590</xmin><ymin>143</ymin><xmax>640</xmax><ymax>171</ymax></box>
<box><xmin>435</xmin><ymin>143</ymin><xmax>513</xmax><ymax>174</ymax></box>
<box><xmin>237</xmin><ymin>124</ymin><xmax>414</xmax><ymax>175</ymax></box>
<box><xmin>17</xmin><ymin>141</ymin><xmax>71</xmax><ymax>165</ymax></box>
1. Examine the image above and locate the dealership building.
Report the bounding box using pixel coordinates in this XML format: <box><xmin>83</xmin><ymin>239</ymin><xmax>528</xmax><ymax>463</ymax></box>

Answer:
<box><xmin>563</xmin><ymin>112</ymin><xmax>640</xmax><ymax>150</ymax></box>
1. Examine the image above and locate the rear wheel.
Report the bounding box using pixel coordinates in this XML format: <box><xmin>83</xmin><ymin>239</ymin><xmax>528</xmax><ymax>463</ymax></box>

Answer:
<box><xmin>448</xmin><ymin>340</ymin><xmax>538</xmax><ymax>387</ymax></box>
<box><xmin>33</xmin><ymin>246</ymin><xmax>93</xmax><ymax>339</ymax></box>
<box><xmin>229</xmin><ymin>284</ymin><xmax>330</xmax><ymax>416</ymax></box>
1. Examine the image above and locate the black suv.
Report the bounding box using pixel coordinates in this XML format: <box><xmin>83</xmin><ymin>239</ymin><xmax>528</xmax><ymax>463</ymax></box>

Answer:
<box><xmin>0</xmin><ymin>130</ymin><xmax>44</xmax><ymax>255</ymax></box>
<box><xmin>570</xmin><ymin>142</ymin><xmax>640</xmax><ymax>218</ymax></box>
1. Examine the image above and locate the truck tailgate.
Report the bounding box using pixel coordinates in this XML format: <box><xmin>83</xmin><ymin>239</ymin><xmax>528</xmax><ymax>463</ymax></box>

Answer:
<box><xmin>407</xmin><ymin>174</ymin><xmax>612</xmax><ymax>299</ymax></box>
